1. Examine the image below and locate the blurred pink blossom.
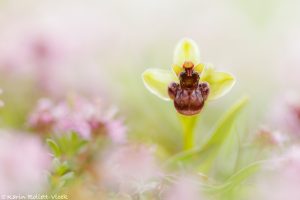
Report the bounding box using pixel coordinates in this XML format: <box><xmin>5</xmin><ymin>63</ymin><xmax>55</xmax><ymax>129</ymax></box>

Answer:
<box><xmin>254</xmin><ymin>126</ymin><xmax>288</xmax><ymax>147</ymax></box>
<box><xmin>100</xmin><ymin>144</ymin><xmax>162</xmax><ymax>195</ymax></box>
<box><xmin>28</xmin><ymin>98</ymin><xmax>55</xmax><ymax>132</ymax></box>
<box><xmin>106</xmin><ymin>120</ymin><xmax>128</xmax><ymax>144</ymax></box>
<box><xmin>28</xmin><ymin>96</ymin><xmax>127</xmax><ymax>142</ymax></box>
<box><xmin>163</xmin><ymin>175</ymin><xmax>204</xmax><ymax>200</ymax></box>
<box><xmin>268</xmin><ymin>91</ymin><xmax>300</xmax><ymax>137</ymax></box>
<box><xmin>253</xmin><ymin>146</ymin><xmax>300</xmax><ymax>200</ymax></box>
<box><xmin>0</xmin><ymin>0</ymin><xmax>124</xmax><ymax>96</ymax></box>
<box><xmin>0</xmin><ymin>131</ymin><xmax>51</xmax><ymax>194</ymax></box>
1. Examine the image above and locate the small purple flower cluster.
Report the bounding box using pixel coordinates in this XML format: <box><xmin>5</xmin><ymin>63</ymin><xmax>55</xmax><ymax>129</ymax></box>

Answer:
<box><xmin>28</xmin><ymin>96</ymin><xmax>127</xmax><ymax>143</ymax></box>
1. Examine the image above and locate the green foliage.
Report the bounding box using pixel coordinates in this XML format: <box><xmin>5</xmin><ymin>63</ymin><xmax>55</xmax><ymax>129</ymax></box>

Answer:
<box><xmin>206</xmin><ymin>161</ymin><xmax>261</xmax><ymax>192</ymax></box>
<box><xmin>163</xmin><ymin>96</ymin><xmax>263</xmax><ymax>200</ymax></box>
<box><xmin>47</xmin><ymin>132</ymin><xmax>89</xmax><ymax>192</ymax></box>
<box><xmin>55</xmin><ymin>132</ymin><xmax>88</xmax><ymax>157</ymax></box>
<box><xmin>50</xmin><ymin>158</ymin><xmax>74</xmax><ymax>193</ymax></box>
<box><xmin>178</xmin><ymin>114</ymin><xmax>198</xmax><ymax>150</ymax></box>
<box><xmin>164</xmin><ymin>96</ymin><xmax>248</xmax><ymax>169</ymax></box>
<box><xmin>197</xmin><ymin>96</ymin><xmax>248</xmax><ymax>174</ymax></box>
<box><xmin>204</xmin><ymin>161</ymin><xmax>262</xmax><ymax>199</ymax></box>
<box><xmin>47</xmin><ymin>139</ymin><xmax>61</xmax><ymax>157</ymax></box>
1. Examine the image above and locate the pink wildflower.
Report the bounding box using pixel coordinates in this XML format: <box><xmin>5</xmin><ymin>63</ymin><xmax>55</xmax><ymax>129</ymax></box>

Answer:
<box><xmin>254</xmin><ymin>126</ymin><xmax>288</xmax><ymax>147</ymax></box>
<box><xmin>28</xmin><ymin>96</ymin><xmax>127</xmax><ymax>142</ymax></box>
<box><xmin>268</xmin><ymin>92</ymin><xmax>300</xmax><ymax>137</ymax></box>
<box><xmin>28</xmin><ymin>98</ymin><xmax>55</xmax><ymax>132</ymax></box>
<box><xmin>253</xmin><ymin>146</ymin><xmax>300</xmax><ymax>200</ymax></box>
<box><xmin>0</xmin><ymin>1</ymin><xmax>123</xmax><ymax>96</ymax></box>
<box><xmin>0</xmin><ymin>131</ymin><xmax>51</xmax><ymax>194</ymax></box>
<box><xmin>100</xmin><ymin>144</ymin><xmax>162</xmax><ymax>195</ymax></box>
<box><xmin>106</xmin><ymin>120</ymin><xmax>127</xmax><ymax>144</ymax></box>
<box><xmin>163</xmin><ymin>175</ymin><xmax>204</xmax><ymax>200</ymax></box>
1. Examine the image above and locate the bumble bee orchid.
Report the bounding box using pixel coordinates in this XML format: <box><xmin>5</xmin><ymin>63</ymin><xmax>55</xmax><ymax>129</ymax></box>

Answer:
<box><xmin>142</xmin><ymin>38</ymin><xmax>235</xmax><ymax>116</ymax></box>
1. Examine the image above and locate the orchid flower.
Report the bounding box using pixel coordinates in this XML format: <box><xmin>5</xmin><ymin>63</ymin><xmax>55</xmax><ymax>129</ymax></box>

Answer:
<box><xmin>142</xmin><ymin>38</ymin><xmax>235</xmax><ymax>149</ymax></box>
<box><xmin>142</xmin><ymin>38</ymin><xmax>235</xmax><ymax>112</ymax></box>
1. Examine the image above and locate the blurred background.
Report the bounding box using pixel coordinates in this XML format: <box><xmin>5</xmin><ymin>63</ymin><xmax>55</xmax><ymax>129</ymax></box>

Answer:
<box><xmin>0</xmin><ymin>0</ymin><xmax>300</xmax><ymax>152</ymax></box>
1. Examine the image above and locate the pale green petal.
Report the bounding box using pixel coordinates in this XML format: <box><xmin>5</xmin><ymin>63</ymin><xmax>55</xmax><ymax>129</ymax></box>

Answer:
<box><xmin>200</xmin><ymin>64</ymin><xmax>236</xmax><ymax>101</ymax></box>
<box><xmin>173</xmin><ymin>38</ymin><xmax>201</xmax><ymax>67</ymax></box>
<box><xmin>172</xmin><ymin>63</ymin><xmax>205</xmax><ymax>77</ymax></box>
<box><xmin>194</xmin><ymin>63</ymin><xmax>205</xmax><ymax>74</ymax></box>
<box><xmin>172</xmin><ymin>64</ymin><xmax>182</xmax><ymax>77</ymax></box>
<box><xmin>142</xmin><ymin>68</ymin><xmax>178</xmax><ymax>101</ymax></box>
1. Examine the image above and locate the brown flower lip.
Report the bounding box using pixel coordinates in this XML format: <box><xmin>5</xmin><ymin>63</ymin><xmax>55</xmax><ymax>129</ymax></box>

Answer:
<box><xmin>168</xmin><ymin>62</ymin><xmax>210</xmax><ymax>116</ymax></box>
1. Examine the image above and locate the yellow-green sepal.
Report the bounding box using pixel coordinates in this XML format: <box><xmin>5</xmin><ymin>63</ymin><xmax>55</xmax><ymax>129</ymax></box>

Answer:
<box><xmin>201</xmin><ymin>64</ymin><xmax>236</xmax><ymax>101</ymax></box>
<box><xmin>173</xmin><ymin>38</ymin><xmax>201</xmax><ymax>68</ymax></box>
<box><xmin>142</xmin><ymin>68</ymin><xmax>178</xmax><ymax>101</ymax></box>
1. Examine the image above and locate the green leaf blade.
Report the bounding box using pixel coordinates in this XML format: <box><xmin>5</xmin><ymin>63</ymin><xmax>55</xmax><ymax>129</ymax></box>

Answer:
<box><xmin>198</xmin><ymin>96</ymin><xmax>249</xmax><ymax>173</ymax></box>
<box><xmin>47</xmin><ymin>138</ymin><xmax>61</xmax><ymax>157</ymax></box>
<box><xmin>163</xmin><ymin>96</ymin><xmax>249</xmax><ymax>172</ymax></box>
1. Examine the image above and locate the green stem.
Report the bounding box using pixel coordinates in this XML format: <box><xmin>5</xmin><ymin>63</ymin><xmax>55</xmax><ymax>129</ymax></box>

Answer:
<box><xmin>178</xmin><ymin>114</ymin><xmax>199</xmax><ymax>150</ymax></box>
